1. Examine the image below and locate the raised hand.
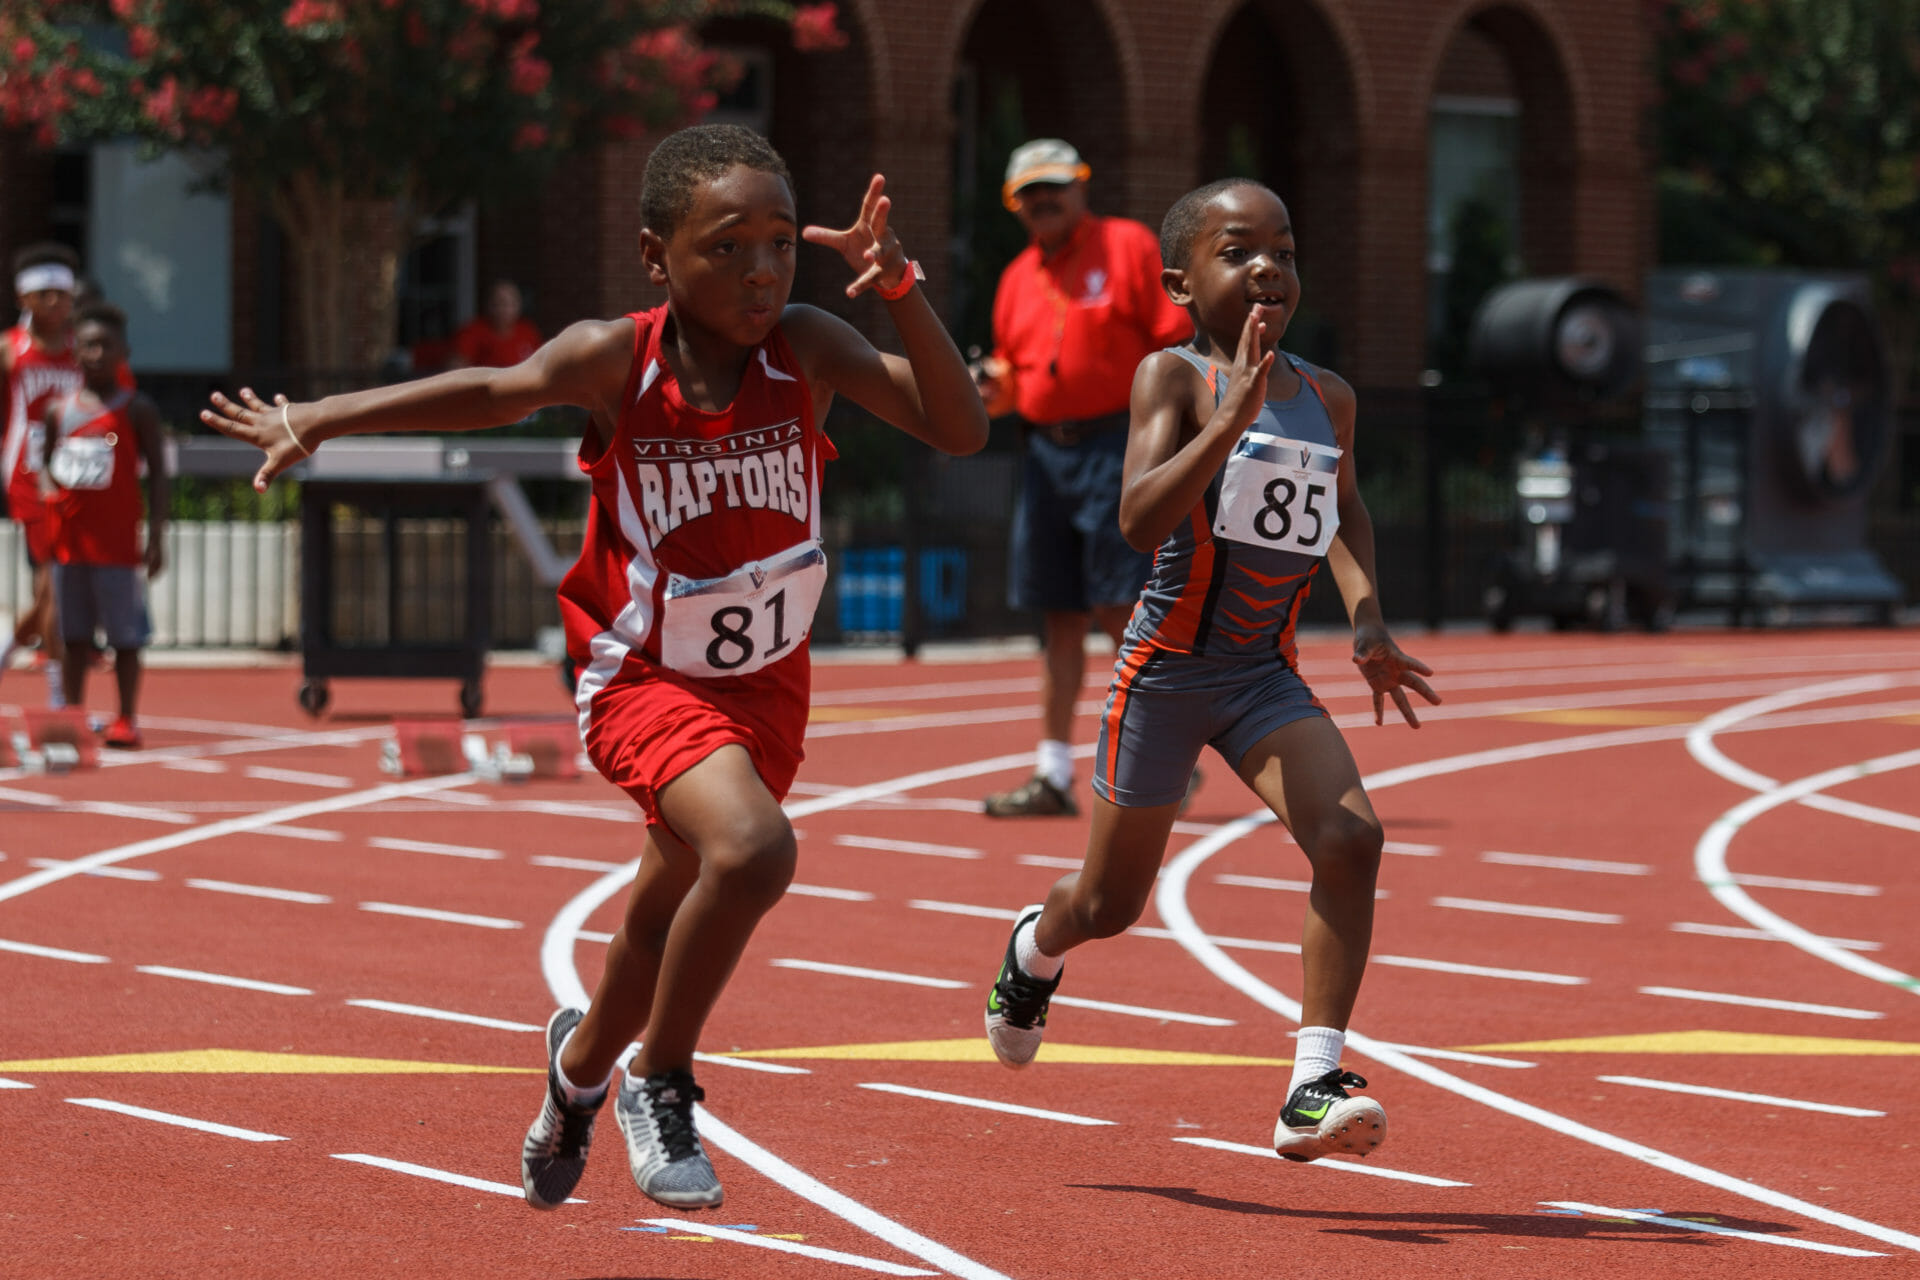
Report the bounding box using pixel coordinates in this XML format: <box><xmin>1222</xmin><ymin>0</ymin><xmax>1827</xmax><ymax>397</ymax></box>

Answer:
<box><xmin>200</xmin><ymin>387</ymin><xmax>305</xmax><ymax>493</ymax></box>
<box><xmin>1352</xmin><ymin>625</ymin><xmax>1441</xmax><ymax>727</ymax></box>
<box><xmin>1213</xmin><ymin>305</ymin><xmax>1276</xmax><ymax>437</ymax></box>
<box><xmin>802</xmin><ymin>174</ymin><xmax>909</xmax><ymax>299</ymax></box>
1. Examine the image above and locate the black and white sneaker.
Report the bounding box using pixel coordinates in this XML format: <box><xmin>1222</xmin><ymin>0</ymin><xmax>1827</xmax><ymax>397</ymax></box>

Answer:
<box><xmin>614</xmin><ymin>1068</ymin><xmax>723</xmax><ymax>1208</ymax></box>
<box><xmin>984</xmin><ymin>906</ymin><xmax>1062</xmax><ymax>1068</ymax></box>
<box><xmin>520</xmin><ymin>1008</ymin><xmax>603</xmax><ymax>1209</ymax></box>
<box><xmin>1273</xmin><ymin>1068</ymin><xmax>1387</xmax><ymax>1162</ymax></box>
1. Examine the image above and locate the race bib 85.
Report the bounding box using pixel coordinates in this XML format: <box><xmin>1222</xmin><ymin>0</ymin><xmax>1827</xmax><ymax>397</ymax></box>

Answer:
<box><xmin>659</xmin><ymin>539</ymin><xmax>826</xmax><ymax>678</ymax></box>
<box><xmin>1214</xmin><ymin>432</ymin><xmax>1343</xmax><ymax>556</ymax></box>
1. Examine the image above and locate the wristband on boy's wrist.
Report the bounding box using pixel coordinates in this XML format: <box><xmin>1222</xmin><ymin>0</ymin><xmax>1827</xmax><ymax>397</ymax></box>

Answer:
<box><xmin>876</xmin><ymin>259</ymin><xmax>924</xmax><ymax>302</ymax></box>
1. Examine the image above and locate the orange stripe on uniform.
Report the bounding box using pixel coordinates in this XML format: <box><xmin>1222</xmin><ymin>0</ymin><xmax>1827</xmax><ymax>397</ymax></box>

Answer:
<box><xmin>1102</xmin><ymin>638</ymin><xmax>1159</xmax><ymax>793</ymax></box>
<box><xmin>1152</xmin><ymin>505</ymin><xmax>1215</xmax><ymax>652</ymax></box>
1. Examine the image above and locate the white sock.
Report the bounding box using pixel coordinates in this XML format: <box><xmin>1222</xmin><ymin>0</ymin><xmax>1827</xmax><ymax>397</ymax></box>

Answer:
<box><xmin>1288</xmin><ymin>1026</ymin><xmax>1345</xmax><ymax>1094</ymax></box>
<box><xmin>553</xmin><ymin>1026</ymin><xmax>610</xmax><ymax>1107</ymax></box>
<box><xmin>1014</xmin><ymin>911</ymin><xmax>1064</xmax><ymax>980</ymax></box>
<box><xmin>1036</xmin><ymin>739</ymin><xmax>1073</xmax><ymax>791</ymax></box>
<box><xmin>45</xmin><ymin>659</ymin><xmax>66</xmax><ymax>709</ymax></box>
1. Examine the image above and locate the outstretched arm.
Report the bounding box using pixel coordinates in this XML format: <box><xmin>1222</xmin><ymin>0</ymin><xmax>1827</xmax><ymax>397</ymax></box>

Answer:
<box><xmin>789</xmin><ymin>175</ymin><xmax>987</xmax><ymax>457</ymax></box>
<box><xmin>201</xmin><ymin>318</ymin><xmax>635</xmax><ymax>491</ymax></box>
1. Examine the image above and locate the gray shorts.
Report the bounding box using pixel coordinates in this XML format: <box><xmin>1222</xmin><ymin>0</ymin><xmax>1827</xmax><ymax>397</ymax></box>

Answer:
<box><xmin>54</xmin><ymin>563</ymin><xmax>152</xmax><ymax>651</ymax></box>
<box><xmin>1092</xmin><ymin>647</ymin><xmax>1326</xmax><ymax>807</ymax></box>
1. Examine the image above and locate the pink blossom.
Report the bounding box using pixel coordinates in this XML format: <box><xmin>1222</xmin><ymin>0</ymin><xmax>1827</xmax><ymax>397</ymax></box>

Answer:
<box><xmin>12</xmin><ymin>36</ymin><xmax>36</xmax><ymax>63</ymax></box>
<box><xmin>791</xmin><ymin>3</ymin><xmax>848</xmax><ymax>52</ymax></box>
<box><xmin>283</xmin><ymin>0</ymin><xmax>342</xmax><ymax>30</ymax></box>
<box><xmin>512</xmin><ymin>121</ymin><xmax>548</xmax><ymax>151</ymax></box>
<box><xmin>128</xmin><ymin>24</ymin><xmax>157</xmax><ymax>58</ymax></box>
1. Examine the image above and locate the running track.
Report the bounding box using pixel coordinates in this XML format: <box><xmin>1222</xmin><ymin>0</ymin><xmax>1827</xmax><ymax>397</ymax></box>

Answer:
<box><xmin>2</xmin><ymin>628</ymin><xmax>1916</xmax><ymax>1278</ymax></box>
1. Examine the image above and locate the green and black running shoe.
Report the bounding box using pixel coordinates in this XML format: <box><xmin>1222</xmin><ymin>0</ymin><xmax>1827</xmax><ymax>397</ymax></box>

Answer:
<box><xmin>1274</xmin><ymin>1068</ymin><xmax>1387</xmax><ymax>1162</ymax></box>
<box><xmin>983</xmin><ymin>906</ymin><xmax>1062</xmax><ymax>1068</ymax></box>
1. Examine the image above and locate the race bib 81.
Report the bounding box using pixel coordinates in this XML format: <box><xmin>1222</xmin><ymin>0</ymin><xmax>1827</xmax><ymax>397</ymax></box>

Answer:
<box><xmin>1214</xmin><ymin>432</ymin><xmax>1343</xmax><ymax>556</ymax></box>
<box><xmin>659</xmin><ymin>539</ymin><xmax>826</xmax><ymax>678</ymax></box>
<box><xmin>49</xmin><ymin>435</ymin><xmax>116</xmax><ymax>491</ymax></box>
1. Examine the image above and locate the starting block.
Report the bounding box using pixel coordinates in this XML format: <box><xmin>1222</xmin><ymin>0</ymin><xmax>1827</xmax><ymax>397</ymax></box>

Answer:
<box><xmin>502</xmin><ymin>723</ymin><xmax>582</xmax><ymax>781</ymax></box>
<box><xmin>21</xmin><ymin>708</ymin><xmax>98</xmax><ymax>772</ymax></box>
<box><xmin>379</xmin><ymin>719</ymin><xmax>468</xmax><ymax>777</ymax></box>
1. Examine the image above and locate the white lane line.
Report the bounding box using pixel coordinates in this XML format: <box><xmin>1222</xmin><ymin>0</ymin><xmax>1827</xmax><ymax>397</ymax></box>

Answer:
<box><xmin>1543</xmin><ymin>1202</ymin><xmax>1885</xmax><ymax>1258</ymax></box>
<box><xmin>1218</xmin><ymin>873</ymin><xmax>1388</xmax><ymax>899</ymax></box>
<box><xmin>136</xmin><ymin>965</ymin><xmax>312</xmax><ymax>996</ymax></box>
<box><xmin>1481</xmin><ymin>851</ymin><xmax>1651</xmax><ymax>876</ymax></box>
<box><xmin>27</xmin><ymin>858</ymin><xmax>161</xmax><ymax>881</ymax></box>
<box><xmin>1361</xmin><ymin>1041</ymin><xmax>1535</xmax><ymax>1069</ymax></box>
<box><xmin>1726</xmin><ymin>873</ymin><xmax>1879</xmax><ymax>897</ymax></box>
<box><xmin>858</xmin><ymin>1082</ymin><xmax>1114</xmax><ymax>1127</ymax></box>
<box><xmin>369</xmin><ymin>836</ymin><xmax>503</xmax><ymax>861</ymax></box>
<box><xmin>909</xmin><ymin>899</ymin><xmax>1019</xmax><ymax>921</ymax></box>
<box><xmin>331</xmin><ymin>1153</ymin><xmax>579</xmax><ymax>1201</ymax></box>
<box><xmin>184</xmin><ymin>879</ymin><xmax>331</xmax><ymax>905</ymax></box>
<box><xmin>1596</xmin><ymin>1075</ymin><xmax>1885</xmax><ymax>1117</ymax></box>
<box><xmin>254</xmin><ymin>825</ymin><xmax>346</xmax><ymax>842</ymax></box>
<box><xmin>162</xmin><ymin>758</ymin><xmax>229</xmax><ymax>773</ymax></box>
<box><xmin>576</xmin><ymin>929</ymin><xmax>615</xmax><ymax>944</ymax></box>
<box><xmin>637</xmin><ymin>1219</ymin><xmax>937</xmax><ymax>1276</ymax></box>
<box><xmin>358</xmin><ymin>902</ymin><xmax>522</xmax><ymax>930</ymax></box>
<box><xmin>0</xmin><ymin>1077</ymin><xmax>31</xmax><ymax>1089</ymax></box>
<box><xmin>529</xmin><ymin>855</ymin><xmax>626</xmax><ymax>872</ymax></box>
<box><xmin>1129</xmin><ymin>925</ymin><xmax>1300</xmax><ymax>955</ymax></box>
<box><xmin>1018</xmin><ymin>854</ymin><xmax>1088</xmax><ymax>870</ymax></box>
<box><xmin>0</xmin><ymin>937</ymin><xmax>110</xmax><ymax>963</ymax></box>
<box><xmin>0</xmin><ymin>786</ymin><xmax>196</xmax><ymax>826</ymax></box>
<box><xmin>789</xmin><ymin>884</ymin><xmax>876</xmax><ymax>901</ymax></box>
<box><xmin>244</xmin><ymin>765</ymin><xmax>354</xmax><ymax>789</ymax></box>
<box><xmin>832</xmin><ymin>834</ymin><xmax>984</xmax><ymax>860</ymax></box>
<box><xmin>1050</xmin><ymin>994</ymin><xmax>1234</xmax><ymax>1026</ymax></box>
<box><xmin>1670</xmin><ymin>921</ymin><xmax>1881</xmax><ymax>952</ymax></box>
<box><xmin>68</xmin><ymin>1098</ymin><xmax>287</xmax><ymax>1142</ymax></box>
<box><xmin>770</xmin><ymin>959</ymin><xmax>966</xmax><ymax>990</ymax></box>
<box><xmin>1431</xmin><ymin>896</ymin><xmax>1623</xmax><ymax>924</ymax></box>
<box><xmin>1383</xmin><ymin>841</ymin><xmax>1442</xmax><ymax>857</ymax></box>
<box><xmin>344</xmin><ymin>999</ymin><xmax>542</xmax><ymax>1032</ymax></box>
<box><xmin>1174</xmin><ymin>1136</ymin><xmax>1470</xmax><ymax>1186</ymax></box>
<box><xmin>1372</xmin><ymin>954</ymin><xmax>1586</xmax><ymax>985</ymax></box>
<box><xmin>1638</xmin><ymin>986</ymin><xmax>1884</xmax><ymax>1020</ymax></box>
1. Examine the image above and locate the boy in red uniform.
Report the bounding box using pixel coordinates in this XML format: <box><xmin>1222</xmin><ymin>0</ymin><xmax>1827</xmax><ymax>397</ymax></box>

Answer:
<box><xmin>203</xmin><ymin>125</ymin><xmax>987</xmax><ymax>1210</ymax></box>
<box><xmin>0</xmin><ymin>243</ymin><xmax>85</xmax><ymax>701</ymax></box>
<box><xmin>40</xmin><ymin>304</ymin><xmax>168</xmax><ymax>746</ymax></box>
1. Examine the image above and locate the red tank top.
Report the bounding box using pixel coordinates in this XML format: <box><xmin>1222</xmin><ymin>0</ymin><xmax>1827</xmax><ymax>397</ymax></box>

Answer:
<box><xmin>46</xmin><ymin>388</ymin><xmax>145</xmax><ymax>567</ymax></box>
<box><xmin>3</xmin><ymin>326</ymin><xmax>85</xmax><ymax>520</ymax></box>
<box><xmin>559</xmin><ymin>307</ymin><xmax>837</xmax><ymax>719</ymax></box>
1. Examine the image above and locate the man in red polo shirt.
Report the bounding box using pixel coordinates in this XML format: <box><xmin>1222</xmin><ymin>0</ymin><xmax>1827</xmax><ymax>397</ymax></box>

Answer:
<box><xmin>977</xmin><ymin>139</ymin><xmax>1191</xmax><ymax>817</ymax></box>
<box><xmin>448</xmin><ymin>279</ymin><xmax>543</xmax><ymax>369</ymax></box>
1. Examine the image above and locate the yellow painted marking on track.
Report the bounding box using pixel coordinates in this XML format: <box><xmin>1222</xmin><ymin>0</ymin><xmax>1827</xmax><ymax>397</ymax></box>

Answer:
<box><xmin>1886</xmin><ymin>714</ymin><xmax>1920</xmax><ymax>726</ymax></box>
<box><xmin>1503</xmin><ymin>708</ymin><xmax>1700</xmax><ymax>726</ymax></box>
<box><xmin>673</xmin><ymin>1234</ymin><xmax>806</xmax><ymax>1243</ymax></box>
<box><xmin>0</xmin><ymin>1049</ymin><xmax>538</xmax><ymax>1074</ymax></box>
<box><xmin>719</xmin><ymin>1038</ymin><xmax>1291</xmax><ymax>1066</ymax></box>
<box><xmin>1461</xmin><ymin>1030</ymin><xmax>1920</xmax><ymax>1056</ymax></box>
<box><xmin>807</xmin><ymin>707</ymin><xmax>914</xmax><ymax>723</ymax></box>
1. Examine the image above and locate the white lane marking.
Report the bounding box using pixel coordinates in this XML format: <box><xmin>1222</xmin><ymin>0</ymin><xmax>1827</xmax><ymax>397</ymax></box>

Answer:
<box><xmin>508</xmin><ymin>798</ymin><xmax>640</xmax><ymax>822</ymax></box>
<box><xmin>1431</xmin><ymin>896</ymin><xmax>1624</xmax><ymax>924</ymax></box>
<box><xmin>832</xmin><ymin>834</ymin><xmax>984</xmax><ymax>860</ymax></box>
<box><xmin>0</xmin><ymin>1077</ymin><xmax>31</xmax><ymax>1089</ymax></box>
<box><xmin>857</xmin><ymin>1082</ymin><xmax>1114</xmax><ymax>1127</ymax></box>
<box><xmin>1216</xmin><ymin>873</ymin><xmax>1389</xmax><ymax>899</ymax></box>
<box><xmin>369</xmin><ymin>836</ymin><xmax>503</xmax><ymax>861</ymax></box>
<box><xmin>0</xmin><ymin>786</ymin><xmax>196</xmax><ymax>825</ymax></box>
<box><xmin>244</xmin><ymin>765</ymin><xmax>354</xmax><ymax>789</ymax></box>
<box><xmin>331</xmin><ymin>1152</ymin><xmax>578</xmax><ymax>1201</ymax></box>
<box><xmin>1383</xmin><ymin>841</ymin><xmax>1442</xmax><ymax>856</ymax></box>
<box><xmin>136</xmin><ymin>965</ymin><xmax>312</xmax><ymax>995</ymax></box>
<box><xmin>184</xmin><ymin>879</ymin><xmax>331</xmax><ymax>905</ymax></box>
<box><xmin>1543</xmin><ymin>1202</ymin><xmax>1886</xmax><ymax>1258</ymax></box>
<box><xmin>344</xmin><ymin>999</ymin><xmax>542</xmax><ymax>1032</ymax></box>
<box><xmin>27</xmin><ymin>859</ymin><xmax>161</xmax><ymax>881</ymax></box>
<box><xmin>770</xmin><ymin>959</ymin><xmax>966</xmax><ymax>990</ymax></box>
<box><xmin>254</xmin><ymin>825</ymin><xmax>346</xmax><ymax>842</ymax></box>
<box><xmin>68</xmin><ymin>1098</ymin><xmax>286</xmax><ymax>1142</ymax></box>
<box><xmin>788</xmin><ymin>883</ymin><xmax>876</xmax><ymax>901</ymax></box>
<box><xmin>529</xmin><ymin>855</ymin><xmax>626</xmax><ymax>872</ymax></box>
<box><xmin>691</xmin><ymin>1053</ymin><xmax>812</xmax><ymax>1076</ymax></box>
<box><xmin>1129</xmin><ymin>925</ymin><xmax>1300</xmax><ymax>955</ymax></box>
<box><xmin>1638</xmin><ymin>986</ymin><xmax>1884</xmax><ymax>1020</ymax></box>
<box><xmin>162</xmin><ymin>758</ymin><xmax>229</xmax><ymax>774</ymax></box>
<box><xmin>1596</xmin><ymin>1075</ymin><xmax>1885</xmax><ymax>1117</ymax></box>
<box><xmin>1017</xmin><ymin>854</ymin><xmax>1087</xmax><ymax>870</ymax></box>
<box><xmin>1173</xmin><ymin>1136</ymin><xmax>1470</xmax><ymax>1186</ymax></box>
<box><xmin>0</xmin><ymin>938</ymin><xmax>110</xmax><ymax>963</ymax></box>
<box><xmin>358</xmin><ymin>902</ymin><xmax>521</xmax><ymax>930</ymax></box>
<box><xmin>1670</xmin><ymin>921</ymin><xmax>1881</xmax><ymax>952</ymax></box>
<box><xmin>811</xmin><ymin>673</ymin><xmax>1041</xmax><ymax>706</ymax></box>
<box><xmin>576</xmin><ymin>929</ymin><xmax>615</xmax><ymax>944</ymax></box>
<box><xmin>1049</xmin><ymin>994</ymin><xmax>1234</xmax><ymax>1026</ymax></box>
<box><xmin>1359</xmin><ymin>1041</ymin><xmax>1535</xmax><ymax>1069</ymax></box>
<box><xmin>1481</xmin><ymin>851</ymin><xmax>1652</xmax><ymax>876</ymax></box>
<box><xmin>1371</xmin><ymin>954</ymin><xmax>1586</xmax><ymax>985</ymax></box>
<box><xmin>909</xmin><ymin>899</ymin><xmax>1019</xmax><ymax>921</ymax></box>
<box><xmin>1726</xmin><ymin>873</ymin><xmax>1879</xmax><ymax>897</ymax></box>
<box><xmin>636</xmin><ymin>1219</ymin><xmax>937</xmax><ymax>1276</ymax></box>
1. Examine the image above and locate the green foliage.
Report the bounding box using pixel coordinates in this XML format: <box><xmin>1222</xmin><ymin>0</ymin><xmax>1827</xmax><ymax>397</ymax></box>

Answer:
<box><xmin>168</xmin><ymin>474</ymin><xmax>301</xmax><ymax>522</ymax></box>
<box><xmin>1432</xmin><ymin>196</ymin><xmax>1514</xmax><ymax>380</ymax></box>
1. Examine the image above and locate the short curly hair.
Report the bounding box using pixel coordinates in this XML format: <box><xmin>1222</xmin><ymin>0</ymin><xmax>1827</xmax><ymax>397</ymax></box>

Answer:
<box><xmin>640</xmin><ymin>124</ymin><xmax>794</xmax><ymax>239</ymax></box>
<box><xmin>76</xmin><ymin>301</ymin><xmax>128</xmax><ymax>339</ymax></box>
<box><xmin>11</xmin><ymin>240</ymin><xmax>80</xmax><ymax>279</ymax></box>
<box><xmin>1158</xmin><ymin>178</ymin><xmax>1278</xmax><ymax>271</ymax></box>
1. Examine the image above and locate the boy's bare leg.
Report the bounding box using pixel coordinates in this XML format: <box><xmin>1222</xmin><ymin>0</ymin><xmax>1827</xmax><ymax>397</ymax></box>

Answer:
<box><xmin>559</xmin><ymin>828</ymin><xmax>698</xmax><ymax>1086</ymax></box>
<box><xmin>29</xmin><ymin>566</ymin><xmax>62</xmax><ymax>665</ymax></box>
<box><xmin>61</xmin><ymin>641</ymin><xmax>94</xmax><ymax>708</ymax></box>
<box><xmin>626</xmin><ymin>744</ymin><xmax>796</xmax><ymax>1078</ymax></box>
<box><xmin>114</xmin><ymin>647</ymin><xmax>141</xmax><ymax>720</ymax></box>
<box><xmin>1038</xmin><ymin>609</ymin><xmax>1092</xmax><ymax>743</ymax></box>
<box><xmin>1034</xmin><ymin>791</ymin><xmax>1182</xmax><ymax>956</ymax></box>
<box><xmin>1236</xmin><ymin>715</ymin><xmax>1383</xmax><ymax>1030</ymax></box>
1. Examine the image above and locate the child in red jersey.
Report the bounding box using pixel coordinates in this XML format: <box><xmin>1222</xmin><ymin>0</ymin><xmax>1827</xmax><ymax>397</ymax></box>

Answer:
<box><xmin>981</xmin><ymin>179</ymin><xmax>1439</xmax><ymax>1165</ymax></box>
<box><xmin>40</xmin><ymin>304</ymin><xmax>168</xmax><ymax>746</ymax></box>
<box><xmin>203</xmin><ymin>124</ymin><xmax>987</xmax><ymax>1210</ymax></box>
<box><xmin>0</xmin><ymin>243</ymin><xmax>85</xmax><ymax>701</ymax></box>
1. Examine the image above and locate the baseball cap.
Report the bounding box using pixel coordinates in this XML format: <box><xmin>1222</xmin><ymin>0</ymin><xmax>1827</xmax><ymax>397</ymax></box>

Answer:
<box><xmin>1002</xmin><ymin>138</ymin><xmax>1091</xmax><ymax>209</ymax></box>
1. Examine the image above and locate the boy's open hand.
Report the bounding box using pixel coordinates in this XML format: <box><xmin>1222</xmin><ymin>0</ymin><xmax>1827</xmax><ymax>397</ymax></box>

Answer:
<box><xmin>202</xmin><ymin>388</ymin><xmax>303</xmax><ymax>493</ymax></box>
<box><xmin>1352</xmin><ymin>625</ymin><xmax>1441</xmax><ymax>727</ymax></box>
<box><xmin>1215</xmin><ymin>306</ymin><xmax>1276</xmax><ymax>437</ymax></box>
<box><xmin>803</xmin><ymin>174</ymin><xmax>909</xmax><ymax>299</ymax></box>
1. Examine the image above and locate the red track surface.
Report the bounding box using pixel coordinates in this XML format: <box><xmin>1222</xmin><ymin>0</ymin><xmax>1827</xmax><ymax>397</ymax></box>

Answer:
<box><xmin>3</xmin><ymin>629</ymin><xmax>1918</xmax><ymax>1278</ymax></box>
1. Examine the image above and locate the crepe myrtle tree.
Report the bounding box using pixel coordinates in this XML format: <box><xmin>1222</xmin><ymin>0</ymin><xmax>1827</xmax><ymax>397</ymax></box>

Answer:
<box><xmin>0</xmin><ymin>0</ymin><xmax>846</xmax><ymax>374</ymax></box>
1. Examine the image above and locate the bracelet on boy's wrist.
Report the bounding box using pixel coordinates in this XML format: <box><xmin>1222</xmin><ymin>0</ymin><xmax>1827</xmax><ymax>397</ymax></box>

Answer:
<box><xmin>876</xmin><ymin>259</ymin><xmax>924</xmax><ymax>302</ymax></box>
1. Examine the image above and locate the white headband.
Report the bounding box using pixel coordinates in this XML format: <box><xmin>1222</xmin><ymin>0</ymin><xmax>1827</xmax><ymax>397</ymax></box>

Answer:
<box><xmin>15</xmin><ymin>264</ymin><xmax>76</xmax><ymax>296</ymax></box>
